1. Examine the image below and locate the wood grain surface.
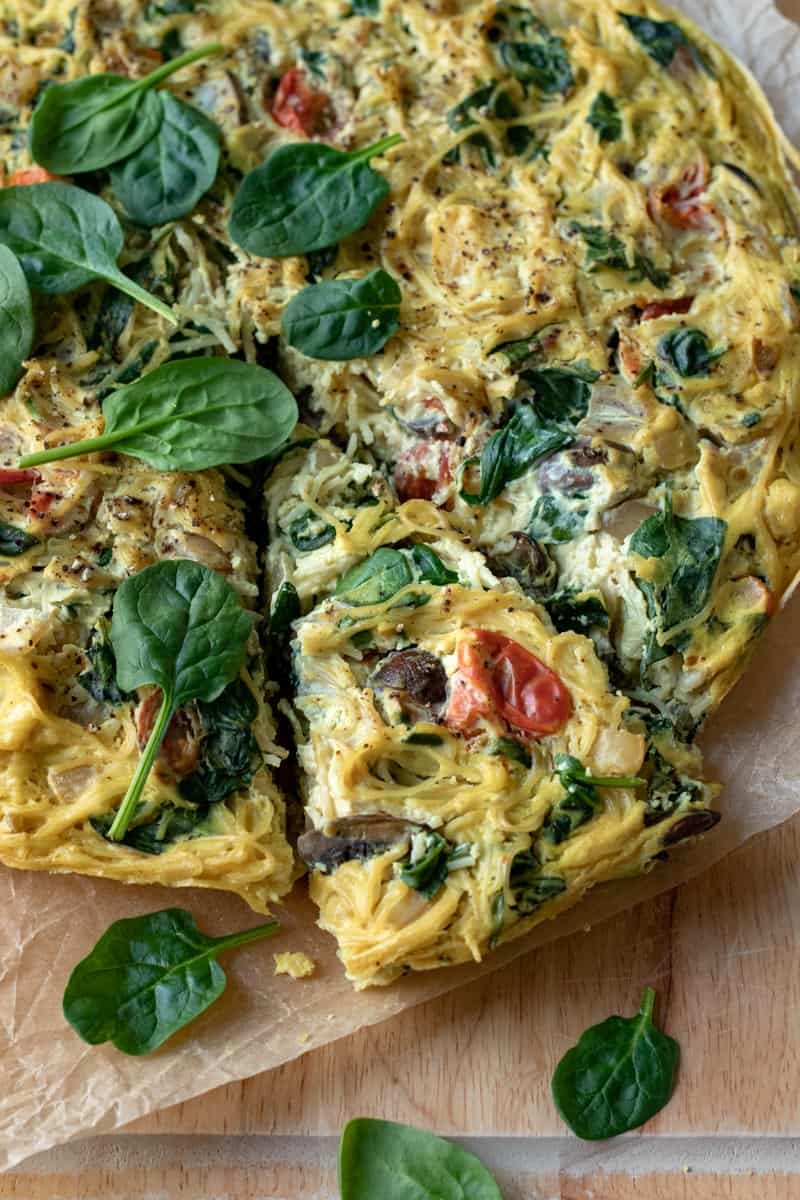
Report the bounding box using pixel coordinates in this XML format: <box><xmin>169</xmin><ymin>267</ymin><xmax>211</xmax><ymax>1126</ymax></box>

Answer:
<box><xmin>2</xmin><ymin>813</ymin><xmax>798</xmax><ymax>1196</ymax></box>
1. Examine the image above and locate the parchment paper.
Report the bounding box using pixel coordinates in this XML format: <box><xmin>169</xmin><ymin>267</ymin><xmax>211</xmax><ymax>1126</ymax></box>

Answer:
<box><xmin>1</xmin><ymin>0</ymin><xmax>799</xmax><ymax>1170</ymax></box>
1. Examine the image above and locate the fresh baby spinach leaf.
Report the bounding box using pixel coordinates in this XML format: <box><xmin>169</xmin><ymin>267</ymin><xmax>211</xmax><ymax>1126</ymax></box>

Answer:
<box><xmin>105</xmin><ymin>560</ymin><xmax>252</xmax><ymax>842</ymax></box>
<box><xmin>111</xmin><ymin>92</ymin><xmax>220</xmax><ymax>226</ymax></box>
<box><xmin>19</xmin><ymin>358</ymin><xmax>298</xmax><ymax>471</ymax></box>
<box><xmin>0</xmin><ymin>519</ymin><xmax>37</xmax><ymax>556</ymax></box>
<box><xmin>229</xmin><ymin>133</ymin><xmax>403</xmax><ymax>258</ymax></box>
<box><xmin>460</xmin><ymin>404</ymin><xmax>572</xmax><ymax>507</ymax></box>
<box><xmin>29</xmin><ymin>42</ymin><xmax>222</xmax><ymax>173</ymax></box>
<box><xmin>282</xmin><ymin>268</ymin><xmax>401</xmax><ymax>360</ymax></box>
<box><xmin>339</xmin><ymin>1118</ymin><xmax>503</xmax><ymax>1200</ymax></box>
<box><xmin>552</xmin><ymin>987</ymin><xmax>679</xmax><ymax>1139</ymax></box>
<box><xmin>63</xmin><ymin>907</ymin><xmax>280</xmax><ymax>1055</ymax></box>
<box><xmin>0</xmin><ymin>244</ymin><xmax>34</xmax><ymax>395</ymax></box>
<box><xmin>658</xmin><ymin>328</ymin><xmax>726</xmax><ymax>378</ymax></box>
<box><xmin>410</xmin><ymin>544</ymin><xmax>458</xmax><ymax>586</ymax></box>
<box><xmin>587</xmin><ymin>91</ymin><xmax>622</xmax><ymax>142</ymax></box>
<box><xmin>0</xmin><ymin>182</ymin><xmax>176</xmax><ymax>323</ymax></box>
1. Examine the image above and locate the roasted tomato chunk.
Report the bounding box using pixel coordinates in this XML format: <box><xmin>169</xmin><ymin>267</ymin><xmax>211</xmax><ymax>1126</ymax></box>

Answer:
<box><xmin>271</xmin><ymin>68</ymin><xmax>329</xmax><ymax>136</ymax></box>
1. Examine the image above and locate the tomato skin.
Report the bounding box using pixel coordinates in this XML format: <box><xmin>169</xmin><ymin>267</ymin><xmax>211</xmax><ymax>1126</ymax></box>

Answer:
<box><xmin>0</xmin><ymin>467</ymin><xmax>40</xmax><ymax>487</ymax></box>
<box><xmin>271</xmin><ymin>68</ymin><xmax>329</xmax><ymax>136</ymax></box>
<box><xmin>650</xmin><ymin>158</ymin><xmax>719</xmax><ymax>233</ymax></box>
<box><xmin>5</xmin><ymin>167</ymin><xmax>62</xmax><ymax>186</ymax></box>
<box><xmin>641</xmin><ymin>297</ymin><xmax>694</xmax><ymax>321</ymax></box>
<box><xmin>446</xmin><ymin>629</ymin><xmax>572</xmax><ymax>737</ymax></box>
<box><xmin>394</xmin><ymin>442</ymin><xmax>454</xmax><ymax>502</ymax></box>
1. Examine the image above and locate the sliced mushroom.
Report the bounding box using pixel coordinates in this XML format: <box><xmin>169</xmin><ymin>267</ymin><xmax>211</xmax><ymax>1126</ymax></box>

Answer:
<box><xmin>662</xmin><ymin>810</ymin><xmax>721</xmax><ymax>845</ymax></box>
<box><xmin>487</xmin><ymin>531</ymin><xmax>557</xmax><ymax>599</ymax></box>
<box><xmin>298</xmin><ymin>814</ymin><xmax>418</xmax><ymax>871</ymax></box>
<box><xmin>371</xmin><ymin>649</ymin><xmax>448</xmax><ymax>721</ymax></box>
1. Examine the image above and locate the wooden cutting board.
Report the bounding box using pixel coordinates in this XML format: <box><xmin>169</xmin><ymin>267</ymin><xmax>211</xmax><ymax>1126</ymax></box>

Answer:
<box><xmin>2</xmin><ymin>812</ymin><xmax>797</xmax><ymax>1198</ymax></box>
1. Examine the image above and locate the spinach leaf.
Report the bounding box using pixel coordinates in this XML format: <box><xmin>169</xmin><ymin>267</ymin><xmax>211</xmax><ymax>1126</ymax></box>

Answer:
<box><xmin>335</xmin><ymin>547</ymin><xmax>413</xmax><ymax>606</ymax></box>
<box><xmin>629</xmin><ymin>497</ymin><xmax>726</xmax><ymax>659</ymax></box>
<box><xmin>542</xmin><ymin>754</ymin><xmax>644</xmax><ymax>846</ymax></box>
<box><xmin>460</xmin><ymin>404</ymin><xmax>572</xmax><ymax>506</ymax></box>
<box><xmin>399</xmin><ymin>832</ymin><xmax>449</xmax><ymax>898</ymax></box>
<box><xmin>528</xmin><ymin>493</ymin><xmax>587</xmax><ymax>544</ymax></box>
<box><xmin>587</xmin><ymin>91</ymin><xmax>622</xmax><ymax>142</ymax></box>
<box><xmin>339</xmin><ymin>1118</ymin><xmax>503</xmax><ymax>1200</ymax></box>
<box><xmin>282</xmin><ymin>268</ymin><xmax>401</xmax><ymax>360</ymax></box>
<box><xmin>545</xmin><ymin>589</ymin><xmax>609</xmax><ymax>634</ymax></box>
<box><xmin>110</xmin><ymin>93</ymin><xmax>220</xmax><ymax>226</ymax></box>
<box><xmin>29</xmin><ymin>43</ymin><xmax>221</xmax><ymax>173</ymax></box>
<box><xmin>509</xmin><ymin>850</ymin><xmax>566</xmax><ymax>913</ymax></box>
<box><xmin>521</xmin><ymin>364</ymin><xmax>600</xmax><ymax>425</ymax></box>
<box><xmin>79</xmin><ymin>619</ymin><xmax>129</xmax><ymax>704</ymax></box>
<box><xmin>572</xmin><ymin>223</ymin><xmax>670</xmax><ymax>289</ymax></box>
<box><xmin>288</xmin><ymin>508</ymin><xmax>336</xmax><ymax>553</ymax></box>
<box><xmin>0</xmin><ymin>519</ymin><xmax>37</xmax><ymax>556</ymax></box>
<box><xmin>620</xmin><ymin>13</ymin><xmax>711</xmax><ymax>75</ymax></box>
<box><xmin>0</xmin><ymin>182</ymin><xmax>176</xmax><ymax>323</ymax></box>
<box><xmin>91</xmin><ymin>801</ymin><xmax>212</xmax><ymax>856</ymax></box>
<box><xmin>552</xmin><ymin>987</ymin><xmax>679</xmax><ymax>1139</ymax></box>
<box><xmin>0</xmin><ymin>244</ymin><xmax>34</xmax><ymax>395</ymax></box>
<box><xmin>19</xmin><ymin>358</ymin><xmax>298</xmax><ymax>471</ymax></box>
<box><xmin>658</xmin><ymin>328</ymin><xmax>726</xmax><ymax>378</ymax></box>
<box><xmin>443</xmin><ymin>81</ymin><xmax>517</xmax><ymax>168</ymax></box>
<box><xmin>269</xmin><ymin>580</ymin><xmax>301</xmax><ymax>636</ymax></box>
<box><xmin>791</xmin><ymin>282</ymin><xmax>800</xmax><ymax>306</ymax></box>
<box><xmin>62</xmin><ymin>907</ymin><xmax>280</xmax><ymax>1055</ymax></box>
<box><xmin>490</xmin><ymin>737</ymin><xmax>532</xmax><ymax>768</ymax></box>
<box><xmin>105</xmin><ymin>560</ymin><xmax>252</xmax><ymax>842</ymax></box>
<box><xmin>410</xmin><ymin>544</ymin><xmax>458</xmax><ymax>586</ymax></box>
<box><xmin>179</xmin><ymin>679</ymin><xmax>260</xmax><ymax>806</ymax></box>
<box><xmin>493</xmin><ymin>10</ymin><xmax>574</xmax><ymax>95</ymax></box>
<box><xmin>229</xmin><ymin>133</ymin><xmax>402</xmax><ymax>258</ymax></box>
<box><xmin>351</xmin><ymin>0</ymin><xmax>380</xmax><ymax>12</ymax></box>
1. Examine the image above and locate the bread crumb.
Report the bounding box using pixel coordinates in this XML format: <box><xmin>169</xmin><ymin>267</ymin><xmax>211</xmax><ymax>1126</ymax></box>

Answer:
<box><xmin>273</xmin><ymin>951</ymin><xmax>316</xmax><ymax>979</ymax></box>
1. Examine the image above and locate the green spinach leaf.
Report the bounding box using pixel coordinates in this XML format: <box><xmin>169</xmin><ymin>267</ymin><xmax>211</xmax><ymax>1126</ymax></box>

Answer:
<box><xmin>509</xmin><ymin>850</ymin><xmax>566</xmax><ymax>913</ymax></box>
<box><xmin>542</xmin><ymin>753</ymin><xmax>644</xmax><ymax>846</ymax></box>
<box><xmin>19</xmin><ymin>358</ymin><xmax>298</xmax><ymax>471</ymax></box>
<box><xmin>658</xmin><ymin>328</ymin><xmax>726</xmax><ymax>378</ymax></box>
<box><xmin>179</xmin><ymin>679</ymin><xmax>260</xmax><ymax>806</ymax></box>
<box><xmin>552</xmin><ymin>987</ymin><xmax>679</xmax><ymax>1139</ymax></box>
<box><xmin>521</xmin><ymin>364</ymin><xmax>600</xmax><ymax>425</ymax></box>
<box><xmin>0</xmin><ymin>244</ymin><xmax>34</xmax><ymax>395</ymax></box>
<box><xmin>91</xmin><ymin>801</ymin><xmax>212</xmax><ymax>856</ymax></box>
<box><xmin>105</xmin><ymin>560</ymin><xmax>252</xmax><ymax>842</ymax></box>
<box><xmin>587</xmin><ymin>91</ymin><xmax>622</xmax><ymax>142</ymax></box>
<box><xmin>0</xmin><ymin>182</ymin><xmax>176</xmax><ymax>323</ymax></box>
<box><xmin>335</xmin><ymin>547</ymin><xmax>413</xmax><ymax>606</ymax></box>
<box><xmin>351</xmin><ymin>0</ymin><xmax>380</xmax><ymax>12</ymax></box>
<box><xmin>410</xmin><ymin>544</ymin><xmax>458</xmax><ymax>586</ymax></box>
<box><xmin>528</xmin><ymin>493</ymin><xmax>587</xmax><ymax>544</ymax></box>
<box><xmin>282</xmin><ymin>268</ymin><xmax>401</xmax><ymax>360</ymax></box>
<box><xmin>399</xmin><ymin>832</ymin><xmax>449</xmax><ymax>898</ymax></box>
<box><xmin>572</xmin><ymin>223</ymin><xmax>670</xmax><ymax>289</ymax></box>
<box><xmin>443</xmin><ymin>81</ymin><xmax>517</xmax><ymax>168</ymax></box>
<box><xmin>545</xmin><ymin>589</ymin><xmax>609</xmax><ymax>634</ymax></box>
<box><xmin>229</xmin><ymin>134</ymin><xmax>402</xmax><ymax>258</ymax></box>
<box><xmin>63</xmin><ymin>907</ymin><xmax>279</xmax><ymax>1055</ymax></box>
<box><xmin>110</xmin><ymin>92</ymin><xmax>220</xmax><ymax>226</ymax></box>
<box><xmin>339</xmin><ymin>1118</ymin><xmax>503</xmax><ymax>1200</ymax></box>
<box><xmin>269</xmin><ymin>580</ymin><xmax>301</xmax><ymax>636</ymax></box>
<box><xmin>79</xmin><ymin>619</ymin><xmax>129</xmax><ymax>704</ymax></box>
<box><xmin>620</xmin><ymin>13</ymin><xmax>711</xmax><ymax>75</ymax></box>
<box><xmin>492</xmin><ymin>10</ymin><xmax>574</xmax><ymax>95</ymax></box>
<box><xmin>460</xmin><ymin>404</ymin><xmax>572</xmax><ymax>507</ymax></box>
<box><xmin>0</xmin><ymin>519</ymin><xmax>37</xmax><ymax>556</ymax></box>
<box><xmin>288</xmin><ymin>508</ymin><xmax>336</xmax><ymax>553</ymax></box>
<box><xmin>629</xmin><ymin>496</ymin><xmax>726</xmax><ymax>660</ymax></box>
<box><xmin>30</xmin><ymin>43</ymin><xmax>221</xmax><ymax>173</ymax></box>
<box><xmin>490</xmin><ymin>737</ymin><xmax>532</xmax><ymax>768</ymax></box>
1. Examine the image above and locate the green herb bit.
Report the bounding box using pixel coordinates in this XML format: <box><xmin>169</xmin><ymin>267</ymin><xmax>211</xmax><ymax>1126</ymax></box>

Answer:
<box><xmin>552</xmin><ymin>986</ymin><xmax>679</xmax><ymax>1139</ymax></box>
<box><xmin>63</xmin><ymin>907</ymin><xmax>280</xmax><ymax>1055</ymax></box>
<box><xmin>30</xmin><ymin>42</ymin><xmax>223</xmax><ymax>173</ymax></box>
<box><xmin>0</xmin><ymin>245</ymin><xmax>34</xmax><ymax>396</ymax></box>
<box><xmin>105</xmin><ymin>560</ymin><xmax>252</xmax><ymax>843</ymax></box>
<box><xmin>658</xmin><ymin>328</ymin><xmax>726</xmax><ymax>378</ymax></box>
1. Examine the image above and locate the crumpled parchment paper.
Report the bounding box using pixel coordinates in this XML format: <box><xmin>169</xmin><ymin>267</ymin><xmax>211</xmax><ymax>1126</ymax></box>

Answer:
<box><xmin>1</xmin><ymin>0</ymin><xmax>798</xmax><ymax>1170</ymax></box>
